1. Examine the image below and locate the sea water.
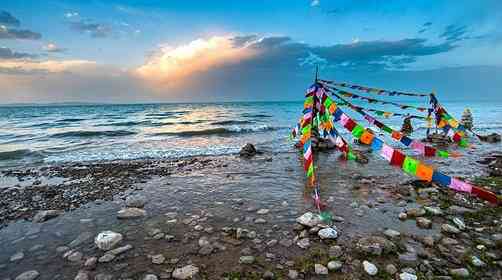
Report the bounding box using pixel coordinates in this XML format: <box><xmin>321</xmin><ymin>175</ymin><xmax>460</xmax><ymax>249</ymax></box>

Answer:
<box><xmin>0</xmin><ymin>101</ymin><xmax>501</xmax><ymax>168</ymax></box>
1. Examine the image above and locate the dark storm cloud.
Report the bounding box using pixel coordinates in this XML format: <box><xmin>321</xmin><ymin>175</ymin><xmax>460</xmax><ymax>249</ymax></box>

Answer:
<box><xmin>0</xmin><ymin>47</ymin><xmax>37</xmax><ymax>59</ymax></box>
<box><xmin>69</xmin><ymin>20</ymin><xmax>112</xmax><ymax>38</ymax></box>
<box><xmin>0</xmin><ymin>26</ymin><xmax>42</xmax><ymax>40</ymax></box>
<box><xmin>0</xmin><ymin>10</ymin><xmax>20</xmax><ymax>26</ymax></box>
<box><xmin>239</xmin><ymin>36</ymin><xmax>455</xmax><ymax>71</ymax></box>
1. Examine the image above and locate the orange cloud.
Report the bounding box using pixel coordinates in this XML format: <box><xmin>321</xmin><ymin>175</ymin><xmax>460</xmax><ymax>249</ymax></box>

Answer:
<box><xmin>135</xmin><ymin>36</ymin><xmax>259</xmax><ymax>86</ymax></box>
<box><xmin>0</xmin><ymin>59</ymin><xmax>96</xmax><ymax>74</ymax></box>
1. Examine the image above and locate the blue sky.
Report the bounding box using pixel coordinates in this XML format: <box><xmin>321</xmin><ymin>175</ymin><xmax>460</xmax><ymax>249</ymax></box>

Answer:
<box><xmin>1</xmin><ymin>0</ymin><xmax>502</xmax><ymax>103</ymax></box>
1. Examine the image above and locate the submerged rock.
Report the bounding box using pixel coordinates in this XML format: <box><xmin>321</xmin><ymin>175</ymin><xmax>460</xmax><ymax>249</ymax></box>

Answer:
<box><xmin>33</xmin><ymin>210</ymin><xmax>63</xmax><ymax>223</ymax></box>
<box><xmin>95</xmin><ymin>231</ymin><xmax>123</xmax><ymax>251</ymax></box>
<box><xmin>125</xmin><ymin>194</ymin><xmax>147</xmax><ymax>208</ymax></box>
<box><xmin>117</xmin><ymin>207</ymin><xmax>146</xmax><ymax>219</ymax></box>
<box><xmin>15</xmin><ymin>270</ymin><xmax>40</xmax><ymax>280</ymax></box>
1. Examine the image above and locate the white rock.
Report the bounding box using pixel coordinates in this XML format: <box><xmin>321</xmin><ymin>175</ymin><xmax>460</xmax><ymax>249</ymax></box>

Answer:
<box><xmin>363</xmin><ymin>260</ymin><xmax>378</xmax><ymax>276</ymax></box>
<box><xmin>15</xmin><ymin>270</ymin><xmax>40</xmax><ymax>280</ymax></box>
<box><xmin>399</xmin><ymin>272</ymin><xmax>417</xmax><ymax>280</ymax></box>
<box><xmin>95</xmin><ymin>231</ymin><xmax>123</xmax><ymax>251</ymax></box>
<box><xmin>125</xmin><ymin>195</ymin><xmax>147</xmax><ymax>208</ymax></box>
<box><xmin>314</xmin><ymin>264</ymin><xmax>328</xmax><ymax>275</ymax></box>
<box><xmin>172</xmin><ymin>265</ymin><xmax>200</xmax><ymax>279</ymax></box>
<box><xmin>257</xmin><ymin>209</ymin><xmax>269</xmax><ymax>215</ymax></box>
<box><xmin>318</xmin><ymin>228</ymin><xmax>338</xmax><ymax>239</ymax></box>
<box><xmin>10</xmin><ymin>251</ymin><xmax>24</xmax><ymax>262</ymax></box>
<box><xmin>239</xmin><ymin>256</ymin><xmax>255</xmax><ymax>264</ymax></box>
<box><xmin>441</xmin><ymin>224</ymin><xmax>460</xmax><ymax>234</ymax></box>
<box><xmin>383</xmin><ymin>229</ymin><xmax>400</xmax><ymax>239</ymax></box>
<box><xmin>296</xmin><ymin>238</ymin><xmax>310</xmax><ymax>249</ymax></box>
<box><xmin>453</xmin><ymin>217</ymin><xmax>466</xmax><ymax>230</ymax></box>
<box><xmin>296</xmin><ymin>212</ymin><xmax>321</xmax><ymax>227</ymax></box>
<box><xmin>327</xmin><ymin>260</ymin><xmax>342</xmax><ymax>271</ymax></box>
<box><xmin>74</xmin><ymin>271</ymin><xmax>89</xmax><ymax>280</ymax></box>
<box><xmin>151</xmin><ymin>254</ymin><xmax>165</xmax><ymax>264</ymax></box>
<box><xmin>288</xmin><ymin>270</ymin><xmax>298</xmax><ymax>279</ymax></box>
<box><xmin>143</xmin><ymin>275</ymin><xmax>158</xmax><ymax>280</ymax></box>
<box><xmin>471</xmin><ymin>256</ymin><xmax>486</xmax><ymax>267</ymax></box>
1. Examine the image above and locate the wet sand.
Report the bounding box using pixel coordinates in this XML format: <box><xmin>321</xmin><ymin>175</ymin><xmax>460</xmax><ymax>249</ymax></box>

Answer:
<box><xmin>0</xmin><ymin>147</ymin><xmax>501</xmax><ymax>279</ymax></box>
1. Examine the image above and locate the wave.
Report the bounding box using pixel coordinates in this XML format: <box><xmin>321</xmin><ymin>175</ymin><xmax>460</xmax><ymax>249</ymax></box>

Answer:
<box><xmin>50</xmin><ymin>130</ymin><xmax>137</xmax><ymax>138</ymax></box>
<box><xmin>146</xmin><ymin>111</ymin><xmax>187</xmax><ymax>117</ymax></box>
<box><xmin>58</xmin><ymin>118</ymin><xmax>86</xmax><ymax>122</ymax></box>
<box><xmin>241</xmin><ymin>113</ymin><xmax>272</xmax><ymax>118</ymax></box>
<box><xmin>153</xmin><ymin>125</ymin><xmax>279</xmax><ymax>137</ymax></box>
<box><xmin>0</xmin><ymin>149</ymin><xmax>43</xmax><ymax>161</ymax></box>
<box><xmin>211</xmin><ymin>120</ymin><xmax>254</xmax><ymax>125</ymax></box>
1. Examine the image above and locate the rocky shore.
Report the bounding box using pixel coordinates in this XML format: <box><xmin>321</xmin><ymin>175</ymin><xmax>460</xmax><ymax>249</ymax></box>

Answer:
<box><xmin>0</xmin><ymin>149</ymin><xmax>501</xmax><ymax>279</ymax></box>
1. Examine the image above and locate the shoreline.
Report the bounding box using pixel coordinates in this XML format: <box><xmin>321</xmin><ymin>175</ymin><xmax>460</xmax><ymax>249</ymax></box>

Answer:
<box><xmin>1</xmin><ymin>150</ymin><xmax>501</xmax><ymax>279</ymax></box>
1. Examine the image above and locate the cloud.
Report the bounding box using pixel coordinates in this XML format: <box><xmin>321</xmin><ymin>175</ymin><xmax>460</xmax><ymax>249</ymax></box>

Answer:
<box><xmin>439</xmin><ymin>24</ymin><xmax>468</xmax><ymax>42</ymax></box>
<box><xmin>43</xmin><ymin>43</ymin><xmax>67</xmax><ymax>53</ymax></box>
<box><xmin>136</xmin><ymin>36</ymin><xmax>259</xmax><ymax>85</ymax></box>
<box><xmin>423</xmin><ymin>22</ymin><xmax>432</xmax><ymax>27</ymax></box>
<box><xmin>69</xmin><ymin>20</ymin><xmax>112</xmax><ymax>38</ymax></box>
<box><xmin>64</xmin><ymin>12</ymin><xmax>79</xmax><ymax>19</ymax></box>
<box><xmin>0</xmin><ymin>10</ymin><xmax>20</xmax><ymax>26</ymax></box>
<box><xmin>311</xmin><ymin>0</ymin><xmax>320</xmax><ymax>7</ymax></box>
<box><xmin>0</xmin><ymin>59</ymin><xmax>96</xmax><ymax>75</ymax></box>
<box><xmin>0</xmin><ymin>47</ymin><xmax>37</xmax><ymax>59</ymax></box>
<box><xmin>0</xmin><ymin>25</ymin><xmax>41</xmax><ymax>40</ymax></box>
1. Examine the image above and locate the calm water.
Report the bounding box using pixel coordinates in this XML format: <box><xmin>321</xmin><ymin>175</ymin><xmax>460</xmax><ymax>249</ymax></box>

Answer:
<box><xmin>0</xmin><ymin>101</ymin><xmax>501</xmax><ymax>168</ymax></box>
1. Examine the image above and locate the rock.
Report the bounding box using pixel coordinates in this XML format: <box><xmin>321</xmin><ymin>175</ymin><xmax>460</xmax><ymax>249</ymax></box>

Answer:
<box><xmin>254</xmin><ymin>218</ymin><xmax>266</xmax><ymax>224</ymax></box>
<box><xmin>399</xmin><ymin>272</ymin><xmax>417</xmax><ymax>280</ymax></box>
<box><xmin>399</xmin><ymin>213</ymin><xmax>408</xmax><ymax>220</ymax></box>
<box><xmin>356</xmin><ymin>236</ymin><xmax>396</xmax><ymax>256</ymax></box>
<box><xmin>84</xmin><ymin>257</ymin><xmax>97</xmax><ymax>269</ymax></box>
<box><xmin>446</xmin><ymin>206</ymin><xmax>474</xmax><ymax>215</ymax></box>
<box><xmin>288</xmin><ymin>270</ymin><xmax>298</xmax><ymax>279</ymax></box>
<box><xmin>263</xmin><ymin>271</ymin><xmax>274</xmax><ymax>279</ymax></box>
<box><xmin>67</xmin><ymin>251</ymin><xmax>83</xmax><ymax>262</ymax></box>
<box><xmin>239</xmin><ymin>143</ymin><xmax>257</xmax><ymax>157</ymax></box>
<box><xmin>406</xmin><ymin>208</ymin><xmax>425</xmax><ymax>217</ymax></box>
<box><xmin>198</xmin><ymin>245</ymin><xmax>214</xmax><ymax>255</ymax></box>
<box><xmin>492</xmin><ymin>233</ymin><xmax>502</xmax><ymax>247</ymax></box>
<box><xmin>314</xmin><ymin>264</ymin><xmax>328</xmax><ymax>275</ymax></box>
<box><xmin>95</xmin><ymin>231</ymin><xmax>123</xmax><ymax>251</ymax></box>
<box><xmin>143</xmin><ymin>275</ymin><xmax>158</xmax><ymax>280</ymax></box>
<box><xmin>318</xmin><ymin>227</ymin><xmax>338</xmax><ymax>239</ymax></box>
<box><xmin>15</xmin><ymin>270</ymin><xmax>40</xmax><ymax>280</ymax></box>
<box><xmin>398</xmin><ymin>252</ymin><xmax>418</xmax><ymax>267</ymax></box>
<box><xmin>296</xmin><ymin>238</ymin><xmax>310</xmax><ymax>249</ymax></box>
<box><xmin>422</xmin><ymin>236</ymin><xmax>435</xmax><ymax>247</ymax></box>
<box><xmin>151</xmin><ymin>254</ymin><xmax>165</xmax><ymax>264</ymax></box>
<box><xmin>441</xmin><ymin>224</ymin><xmax>460</xmax><ymax>234</ymax></box>
<box><xmin>328</xmin><ymin>245</ymin><xmax>343</xmax><ymax>258</ymax></box>
<box><xmin>98</xmin><ymin>254</ymin><xmax>115</xmax><ymax>263</ymax></box>
<box><xmin>239</xmin><ymin>256</ymin><xmax>255</xmax><ymax>264</ymax></box>
<box><xmin>117</xmin><ymin>208</ymin><xmax>146</xmax><ymax>219</ymax></box>
<box><xmin>449</xmin><ymin>268</ymin><xmax>469</xmax><ymax>278</ymax></box>
<box><xmin>125</xmin><ymin>195</ymin><xmax>147</xmax><ymax>208</ymax></box>
<box><xmin>107</xmin><ymin>244</ymin><xmax>133</xmax><ymax>255</ymax></box>
<box><xmin>257</xmin><ymin>209</ymin><xmax>269</xmax><ymax>215</ymax></box>
<box><xmin>384</xmin><ymin>229</ymin><xmax>401</xmax><ymax>239</ymax></box>
<box><xmin>296</xmin><ymin>212</ymin><xmax>321</xmax><ymax>227</ymax></box>
<box><xmin>172</xmin><ymin>265</ymin><xmax>199</xmax><ymax>280</ymax></box>
<box><xmin>452</xmin><ymin>218</ymin><xmax>465</xmax><ymax>230</ymax></box>
<box><xmin>279</xmin><ymin>239</ymin><xmax>293</xmax><ymax>247</ymax></box>
<box><xmin>416</xmin><ymin>217</ymin><xmax>432</xmax><ymax>229</ymax></box>
<box><xmin>385</xmin><ymin>264</ymin><xmax>397</xmax><ymax>275</ymax></box>
<box><xmin>327</xmin><ymin>261</ymin><xmax>342</xmax><ymax>271</ymax></box>
<box><xmin>363</xmin><ymin>260</ymin><xmax>378</xmax><ymax>276</ymax></box>
<box><xmin>94</xmin><ymin>274</ymin><xmax>113</xmax><ymax>280</ymax></box>
<box><xmin>74</xmin><ymin>271</ymin><xmax>89</xmax><ymax>280</ymax></box>
<box><xmin>424</xmin><ymin>206</ymin><xmax>443</xmax><ymax>216</ymax></box>
<box><xmin>10</xmin><ymin>252</ymin><xmax>24</xmax><ymax>262</ymax></box>
<box><xmin>69</xmin><ymin>231</ymin><xmax>93</xmax><ymax>248</ymax></box>
<box><xmin>32</xmin><ymin>210</ymin><xmax>63</xmax><ymax>223</ymax></box>
<box><xmin>471</xmin><ymin>256</ymin><xmax>486</xmax><ymax>267</ymax></box>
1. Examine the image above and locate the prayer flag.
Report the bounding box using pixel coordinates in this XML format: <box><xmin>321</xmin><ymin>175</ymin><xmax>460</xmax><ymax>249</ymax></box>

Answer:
<box><xmin>391</xmin><ymin>150</ymin><xmax>406</xmax><ymax>167</ymax></box>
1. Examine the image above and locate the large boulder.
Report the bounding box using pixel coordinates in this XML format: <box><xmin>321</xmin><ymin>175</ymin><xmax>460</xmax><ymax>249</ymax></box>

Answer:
<box><xmin>239</xmin><ymin>143</ymin><xmax>257</xmax><ymax>157</ymax></box>
<box><xmin>296</xmin><ymin>212</ymin><xmax>321</xmax><ymax>228</ymax></box>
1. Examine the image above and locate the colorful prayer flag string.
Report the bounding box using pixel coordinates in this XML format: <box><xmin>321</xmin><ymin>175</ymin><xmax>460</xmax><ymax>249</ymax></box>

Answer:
<box><xmin>320</xmin><ymin>79</ymin><xmax>430</xmax><ymax>97</ymax></box>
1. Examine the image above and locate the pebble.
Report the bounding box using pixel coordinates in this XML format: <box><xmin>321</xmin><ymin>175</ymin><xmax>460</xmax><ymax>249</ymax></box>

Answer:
<box><xmin>363</xmin><ymin>260</ymin><xmax>378</xmax><ymax>276</ymax></box>
<box><xmin>399</xmin><ymin>212</ymin><xmax>408</xmax><ymax>220</ymax></box>
<box><xmin>452</xmin><ymin>217</ymin><xmax>466</xmax><ymax>230</ymax></box>
<box><xmin>385</xmin><ymin>264</ymin><xmax>397</xmax><ymax>275</ymax></box>
<box><xmin>15</xmin><ymin>270</ymin><xmax>40</xmax><ymax>280</ymax></box>
<box><xmin>84</xmin><ymin>257</ymin><xmax>97</xmax><ymax>269</ymax></box>
<box><xmin>172</xmin><ymin>265</ymin><xmax>199</xmax><ymax>279</ymax></box>
<box><xmin>143</xmin><ymin>275</ymin><xmax>158</xmax><ymax>280</ymax></box>
<box><xmin>424</xmin><ymin>206</ymin><xmax>443</xmax><ymax>216</ymax></box>
<box><xmin>399</xmin><ymin>272</ymin><xmax>417</xmax><ymax>280</ymax></box>
<box><xmin>263</xmin><ymin>271</ymin><xmax>274</xmax><ymax>279</ymax></box>
<box><xmin>449</xmin><ymin>268</ymin><xmax>469</xmax><ymax>278</ymax></box>
<box><xmin>98</xmin><ymin>254</ymin><xmax>115</xmax><ymax>263</ymax></box>
<box><xmin>32</xmin><ymin>210</ymin><xmax>63</xmax><ymax>223</ymax></box>
<box><xmin>383</xmin><ymin>229</ymin><xmax>400</xmax><ymax>239</ymax></box>
<box><xmin>327</xmin><ymin>260</ymin><xmax>342</xmax><ymax>271</ymax></box>
<box><xmin>416</xmin><ymin>217</ymin><xmax>432</xmax><ymax>229</ymax></box>
<box><xmin>69</xmin><ymin>231</ymin><xmax>93</xmax><ymax>248</ymax></box>
<box><xmin>95</xmin><ymin>231</ymin><xmax>123</xmax><ymax>250</ymax></box>
<box><xmin>151</xmin><ymin>254</ymin><xmax>165</xmax><ymax>264</ymax></box>
<box><xmin>328</xmin><ymin>245</ymin><xmax>343</xmax><ymax>258</ymax></box>
<box><xmin>296</xmin><ymin>238</ymin><xmax>310</xmax><ymax>249</ymax></box>
<box><xmin>117</xmin><ymin>207</ymin><xmax>147</xmax><ymax>219</ymax></box>
<box><xmin>318</xmin><ymin>227</ymin><xmax>338</xmax><ymax>239</ymax></box>
<box><xmin>288</xmin><ymin>270</ymin><xmax>298</xmax><ymax>279</ymax></box>
<box><xmin>74</xmin><ymin>271</ymin><xmax>89</xmax><ymax>280</ymax></box>
<box><xmin>254</xmin><ymin>218</ymin><xmax>267</xmax><ymax>224</ymax></box>
<box><xmin>67</xmin><ymin>251</ymin><xmax>83</xmax><ymax>262</ymax></box>
<box><xmin>406</xmin><ymin>208</ymin><xmax>425</xmax><ymax>217</ymax></box>
<box><xmin>239</xmin><ymin>256</ymin><xmax>255</xmax><ymax>264</ymax></box>
<box><xmin>10</xmin><ymin>251</ymin><xmax>24</xmax><ymax>262</ymax></box>
<box><xmin>107</xmin><ymin>244</ymin><xmax>133</xmax><ymax>255</ymax></box>
<box><xmin>471</xmin><ymin>256</ymin><xmax>486</xmax><ymax>267</ymax></box>
<box><xmin>257</xmin><ymin>209</ymin><xmax>269</xmax><ymax>215</ymax></box>
<box><xmin>314</xmin><ymin>264</ymin><xmax>328</xmax><ymax>275</ymax></box>
<box><xmin>441</xmin><ymin>224</ymin><xmax>460</xmax><ymax>234</ymax></box>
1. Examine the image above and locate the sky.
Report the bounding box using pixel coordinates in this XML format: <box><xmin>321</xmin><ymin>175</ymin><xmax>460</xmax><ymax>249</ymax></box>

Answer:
<box><xmin>1</xmin><ymin>0</ymin><xmax>502</xmax><ymax>103</ymax></box>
